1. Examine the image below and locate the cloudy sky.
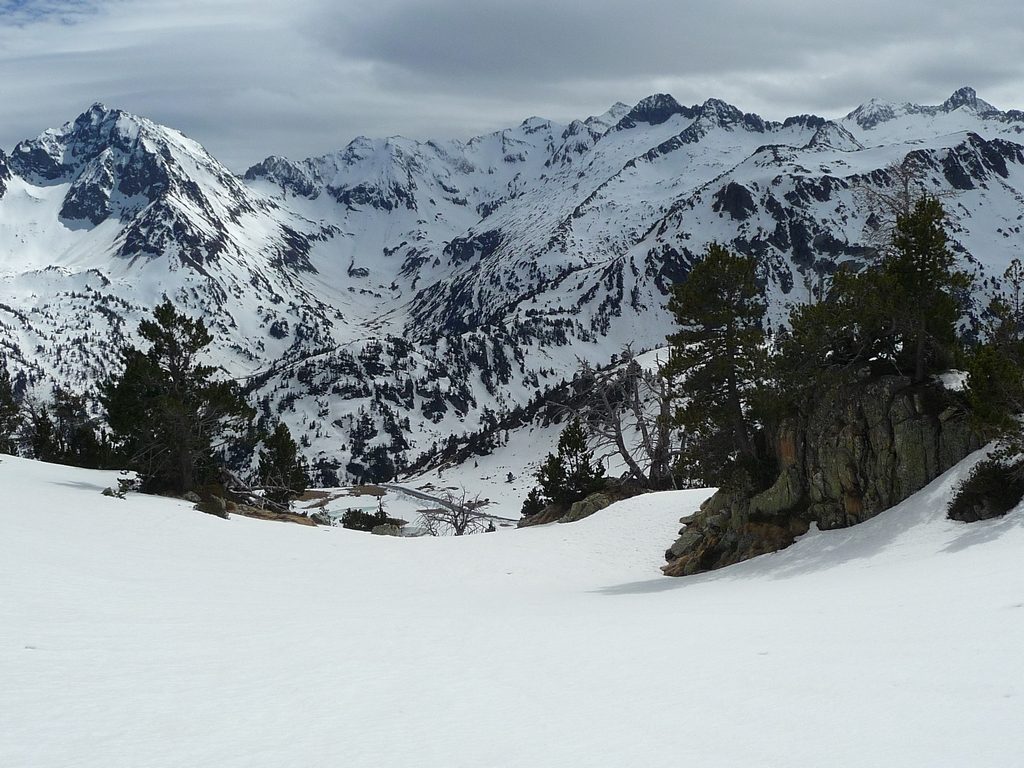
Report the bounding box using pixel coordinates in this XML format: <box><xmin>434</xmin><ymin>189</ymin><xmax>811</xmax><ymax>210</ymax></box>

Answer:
<box><xmin>1</xmin><ymin>0</ymin><xmax>1022</xmax><ymax>169</ymax></box>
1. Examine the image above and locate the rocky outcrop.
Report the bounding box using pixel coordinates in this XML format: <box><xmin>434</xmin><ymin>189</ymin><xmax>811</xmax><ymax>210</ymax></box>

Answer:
<box><xmin>664</xmin><ymin>376</ymin><xmax>982</xmax><ymax>576</ymax></box>
<box><xmin>518</xmin><ymin>482</ymin><xmax>644</xmax><ymax>527</ymax></box>
<box><xmin>560</xmin><ymin>493</ymin><xmax>613</xmax><ymax>523</ymax></box>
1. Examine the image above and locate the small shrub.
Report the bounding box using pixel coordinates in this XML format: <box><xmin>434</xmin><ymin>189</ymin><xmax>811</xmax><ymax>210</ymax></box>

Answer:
<box><xmin>341</xmin><ymin>507</ymin><xmax>403</xmax><ymax>532</ymax></box>
<box><xmin>520</xmin><ymin>488</ymin><xmax>546</xmax><ymax>518</ymax></box>
<box><xmin>948</xmin><ymin>459</ymin><xmax>1024</xmax><ymax>522</ymax></box>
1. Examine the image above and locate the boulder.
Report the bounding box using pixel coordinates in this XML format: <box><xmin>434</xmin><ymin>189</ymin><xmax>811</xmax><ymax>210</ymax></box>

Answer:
<box><xmin>371</xmin><ymin>523</ymin><xmax>402</xmax><ymax>536</ymax></box>
<box><xmin>560</xmin><ymin>492</ymin><xmax>613</xmax><ymax>523</ymax></box>
<box><xmin>195</xmin><ymin>495</ymin><xmax>228</xmax><ymax>519</ymax></box>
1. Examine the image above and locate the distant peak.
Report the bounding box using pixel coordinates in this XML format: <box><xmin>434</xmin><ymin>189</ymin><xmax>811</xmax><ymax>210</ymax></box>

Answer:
<box><xmin>846</xmin><ymin>97</ymin><xmax>898</xmax><ymax>129</ymax></box>
<box><xmin>74</xmin><ymin>102</ymin><xmax>117</xmax><ymax>125</ymax></box>
<box><xmin>699</xmin><ymin>98</ymin><xmax>743</xmax><ymax>124</ymax></box>
<box><xmin>617</xmin><ymin>94</ymin><xmax>691</xmax><ymax>129</ymax></box>
<box><xmin>942</xmin><ymin>86</ymin><xmax>998</xmax><ymax>114</ymax></box>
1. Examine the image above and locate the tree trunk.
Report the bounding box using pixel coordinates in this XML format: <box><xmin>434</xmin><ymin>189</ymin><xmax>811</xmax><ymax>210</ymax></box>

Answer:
<box><xmin>726</xmin><ymin>369</ymin><xmax>754</xmax><ymax>460</ymax></box>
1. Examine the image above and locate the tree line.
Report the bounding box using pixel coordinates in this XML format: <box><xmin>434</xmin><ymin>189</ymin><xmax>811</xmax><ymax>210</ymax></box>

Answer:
<box><xmin>0</xmin><ymin>300</ymin><xmax>309</xmax><ymax>508</ymax></box>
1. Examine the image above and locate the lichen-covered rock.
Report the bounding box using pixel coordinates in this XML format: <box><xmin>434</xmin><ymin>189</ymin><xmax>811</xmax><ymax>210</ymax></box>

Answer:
<box><xmin>560</xmin><ymin>493</ymin><xmax>612</xmax><ymax>523</ymax></box>
<box><xmin>517</xmin><ymin>503</ymin><xmax>567</xmax><ymax>527</ymax></box>
<box><xmin>664</xmin><ymin>376</ymin><xmax>982</xmax><ymax>576</ymax></box>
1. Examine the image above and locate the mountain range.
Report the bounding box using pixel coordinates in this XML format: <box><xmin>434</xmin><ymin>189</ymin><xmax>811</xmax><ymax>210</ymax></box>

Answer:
<box><xmin>1</xmin><ymin>87</ymin><xmax>1022</xmax><ymax>482</ymax></box>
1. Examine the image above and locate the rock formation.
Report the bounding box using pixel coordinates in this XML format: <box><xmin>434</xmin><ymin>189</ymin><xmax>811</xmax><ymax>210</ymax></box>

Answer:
<box><xmin>664</xmin><ymin>376</ymin><xmax>982</xmax><ymax>576</ymax></box>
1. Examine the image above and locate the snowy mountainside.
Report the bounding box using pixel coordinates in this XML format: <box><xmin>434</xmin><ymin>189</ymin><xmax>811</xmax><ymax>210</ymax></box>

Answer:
<box><xmin>1</xmin><ymin>89</ymin><xmax>1023</xmax><ymax>482</ymax></box>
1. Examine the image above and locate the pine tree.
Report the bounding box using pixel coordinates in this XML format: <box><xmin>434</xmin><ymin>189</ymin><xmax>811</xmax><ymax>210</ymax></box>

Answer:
<box><xmin>887</xmin><ymin>197</ymin><xmax>969</xmax><ymax>382</ymax></box>
<box><xmin>662</xmin><ymin>243</ymin><xmax>768</xmax><ymax>486</ymax></box>
<box><xmin>258</xmin><ymin>421</ymin><xmax>309</xmax><ymax>505</ymax></box>
<box><xmin>0</xmin><ymin>362</ymin><xmax>20</xmax><ymax>456</ymax></box>
<box><xmin>103</xmin><ymin>301</ymin><xmax>253</xmax><ymax>494</ymax></box>
<box><xmin>523</xmin><ymin>417</ymin><xmax>605</xmax><ymax>515</ymax></box>
<box><xmin>49</xmin><ymin>387</ymin><xmax>109</xmax><ymax>468</ymax></box>
<box><xmin>27</xmin><ymin>404</ymin><xmax>58</xmax><ymax>462</ymax></box>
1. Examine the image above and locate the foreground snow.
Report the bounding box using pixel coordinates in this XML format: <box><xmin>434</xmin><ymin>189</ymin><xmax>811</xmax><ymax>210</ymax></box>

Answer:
<box><xmin>1</xmin><ymin>454</ymin><xmax>1022</xmax><ymax>767</ymax></box>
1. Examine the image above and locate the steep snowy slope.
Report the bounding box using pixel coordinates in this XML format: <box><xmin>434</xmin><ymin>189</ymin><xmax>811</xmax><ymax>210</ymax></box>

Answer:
<box><xmin>1</xmin><ymin>453</ymin><xmax>1022</xmax><ymax>767</ymax></box>
<box><xmin>1</xmin><ymin>89</ymin><xmax>1023</xmax><ymax>482</ymax></box>
<box><xmin>0</xmin><ymin>103</ymin><xmax>340</xmax><ymax>385</ymax></box>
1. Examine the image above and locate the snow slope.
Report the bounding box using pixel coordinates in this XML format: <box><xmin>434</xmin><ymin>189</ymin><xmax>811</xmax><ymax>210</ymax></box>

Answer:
<box><xmin>2</xmin><ymin>453</ymin><xmax>1022</xmax><ymax>767</ymax></box>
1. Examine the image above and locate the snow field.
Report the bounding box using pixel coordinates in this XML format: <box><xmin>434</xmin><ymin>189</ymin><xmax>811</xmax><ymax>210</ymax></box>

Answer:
<box><xmin>1</xmin><ymin>452</ymin><xmax>1023</xmax><ymax>767</ymax></box>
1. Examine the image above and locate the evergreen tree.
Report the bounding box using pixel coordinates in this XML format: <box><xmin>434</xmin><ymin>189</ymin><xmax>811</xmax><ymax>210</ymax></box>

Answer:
<box><xmin>27</xmin><ymin>404</ymin><xmax>58</xmax><ymax>462</ymax></box>
<box><xmin>887</xmin><ymin>197</ymin><xmax>969</xmax><ymax>382</ymax></box>
<box><xmin>773</xmin><ymin>267</ymin><xmax>898</xmax><ymax>402</ymax></box>
<box><xmin>1001</xmin><ymin>257</ymin><xmax>1024</xmax><ymax>342</ymax></box>
<box><xmin>102</xmin><ymin>301</ymin><xmax>253</xmax><ymax>494</ymax></box>
<box><xmin>258</xmin><ymin>421</ymin><xmax>309</xmax><ymax>505</ymax></box>
<box><xmin>662</xmin><ymin>243</ymin><xmax>768</xmax><ymax>486</ymax></box>
<box><xmin>0</xmin><ymin>363</ymin><xmax>20</xmax><ymax>456</ymax></box>
<box><xmin>49</xmin><ymin>387</ymin><xmax>109</xmax><ymax>468</ymax></box>
<box><xmin>522</xmin><ymin>417</ymin><xmax>605</xmax><ymax>515</ymax></box>
<box><xmin>963</xmin><ymin>260</ymin><xmax>1024</xmax><ymax>454</ymax></box>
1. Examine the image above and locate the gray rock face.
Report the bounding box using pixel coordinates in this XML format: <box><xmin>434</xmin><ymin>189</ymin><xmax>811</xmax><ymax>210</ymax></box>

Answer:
<box><xmin>371</xmin><ymin>523</ymin><xmax>402</xmax><ymax>536</ymax></box>
<box><xmin>560</xmin><ymin>493</ymin><xmax>613</xmax><ymax>523</ymax></box>
<box><xmin>0</xmin><ymin>150</ymin><xmax>10</xmax><ymax>198</ymax></box>
<box><xmin>664</xmin><ymin>376</ymin><xmax>982</xmax><ymax>576</ymax></box>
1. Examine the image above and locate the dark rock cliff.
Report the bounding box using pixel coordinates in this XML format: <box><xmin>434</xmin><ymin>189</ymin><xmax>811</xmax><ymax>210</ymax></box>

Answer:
<box><xmin>663</xmin><ymin>376</ymin><xmax>982</xmax><ymax>576</ymax></box>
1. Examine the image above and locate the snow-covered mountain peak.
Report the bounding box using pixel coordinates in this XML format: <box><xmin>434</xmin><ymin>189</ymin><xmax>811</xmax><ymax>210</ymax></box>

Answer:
<box><xmin>698</xmin><ymin>97</ymin><xmax>745</xmax><ymax>126</ymax></box>
<box><xmin>845</xmin><ymin>87</ymin><xmax>1011</xmax><ymax>135</ymax></box>
<box><xmin>10</xmin><ymin>103</ymin><xmax>209</xmax><ymax>184</ymax></box>
<box><xmin>616</xmin><ymin>93</ymin><xmax>694</xmax><ymax>129</ymax></box>
<box><xmin>805</xmin><ymin>121</ymin><xmax>864</xmax><ymax>151</ymax></box>
<box><xmin>846</xmin><ymin>97</ymin><xmax>900</xmax><ymax>130</ymax></box>
<box><xmin>584</xmin><ymin>101</ymin><xmax>631</xmax><ymax>133</ymax></box>
<box><xmin>941</xmin><ymin>86</ymin><xmax>998</xmax><ymax>115</ymax></box>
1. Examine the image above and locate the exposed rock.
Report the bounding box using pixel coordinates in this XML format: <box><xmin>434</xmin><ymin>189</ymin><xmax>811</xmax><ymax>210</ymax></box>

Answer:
<box><xmin>712</xmin><ymin>182</ymin><xmax>756</xmax><ymax>221</ymax></box>
<box><xmin>371</xmin><ymin>523</ymin><xmax>402</xmax><ymax>536</ymax></box>
<box><xmin>182</xmin><ymin>491</ymin><xmax>201</xmax><ymax>503</ymax></box>
<box><xmin>560</xmin><ymin>493</ymin><xmax>613</xmax><ymax>523</ymax></box>
<box><xmin>517</xmin><ymin>503</ymin><xmax>568</xmax><ymax>527</ymax></box>
<box><xmin>664</xmin><ymin>376</ymin><xmax>982</xmax><ymax>576</ymax></box>
<box><xmin>519</xmin><ymin>481</ymin><xmax>647</xmax><ymax>527</ymax></box>
<box><xmin>195</xmin><ymin>495</ymin><xmax>229</xmax><ymax>519</ymax></box>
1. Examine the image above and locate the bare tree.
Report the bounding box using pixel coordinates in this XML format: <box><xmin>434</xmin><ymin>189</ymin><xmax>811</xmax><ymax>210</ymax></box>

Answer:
<box><xmin>419</xmin><ymin>487</ymin><xmax>489</xmax><ymax>536</ymax></box>
<box><xmin>572</xmin><ymin>347</ymin><xmax>679</xmax><ymax>490</ymax></box>
<box><xmin>855</xmin><ymin>157</ymin><xmax>957</xmax><ymax>257</ymax></box>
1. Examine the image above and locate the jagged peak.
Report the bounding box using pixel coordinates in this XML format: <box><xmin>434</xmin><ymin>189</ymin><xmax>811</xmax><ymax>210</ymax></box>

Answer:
<box><xmin>942</xmin><ymin>86</ymin><xmax>998</xmax><ymax>114</ymax></box>
<box><xmin>617</xmin><ymin>93</ymin><xmax>692</xmax><ymax>128</ymax></box>
<box><xmin>847</xmin><ymin>88</ymin><xmax>1003</xmax><ymax>130</ymax></box>
<box><xmin>782</xmin><ymin>114</ymin><xmax>827</xmax><ymax>130</ymax></box>
<box><xmin>805</xmin><ymin>121</ymin><xmax>864</xmax><ymax>151</ymax></box>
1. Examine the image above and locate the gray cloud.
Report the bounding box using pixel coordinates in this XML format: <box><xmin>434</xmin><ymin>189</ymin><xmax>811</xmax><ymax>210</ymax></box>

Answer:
<box><xmin>0</xmin><ymin>0</ymin><xmax>1022</xmax><ymax>170</ymax></box>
